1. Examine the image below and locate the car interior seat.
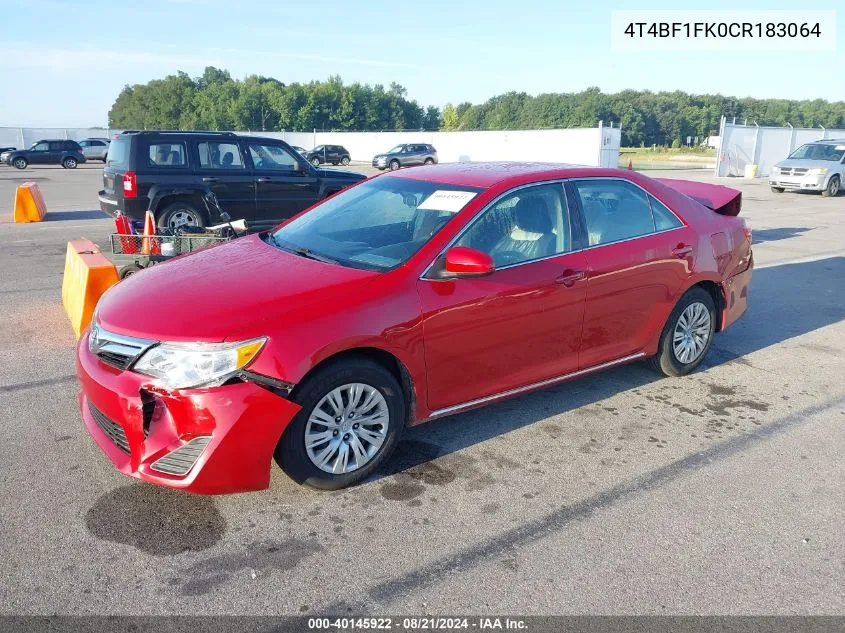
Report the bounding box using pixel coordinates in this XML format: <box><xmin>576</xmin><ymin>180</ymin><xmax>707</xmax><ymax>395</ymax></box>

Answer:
<box><xmin>221</xmin><ymin>152</ymin><xmax>234</xmax><ymax>167</ymax></box>
<box><xmin>491</xmin><ymin>196</ymin><xmax>555</xmax><ymax>264</ymax></box>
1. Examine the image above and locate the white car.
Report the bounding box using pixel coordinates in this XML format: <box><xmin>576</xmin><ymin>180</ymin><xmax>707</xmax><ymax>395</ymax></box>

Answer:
<box><xmin>769</xmin><ymin>139</ymin><xmax>845</xmax><ymax>197</ymax></box>
<box><xmin>78</xmin><ymin>138</ymin><xmax>111</xmax><ymax>162</ymax></box>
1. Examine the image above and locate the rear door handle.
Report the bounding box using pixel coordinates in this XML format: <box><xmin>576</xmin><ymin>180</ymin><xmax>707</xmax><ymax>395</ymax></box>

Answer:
<box><xmin>202</xmin><ymin>177</ymin><xmax>217</xmax><ymax>183</ymax></box>
<box><xmin>256</xmin><ymin>177</ymin><xmax>272</xmax><ymax>183</ymax></box>
<box><xmin>555</xmin><ymin>269</ymin><xmax>587</xmax><ymax>287</ymax></box>
<box><xmin>672</xmin><ymin>245</ymin><xmax>694</xmax><ymax>257</ymax></box>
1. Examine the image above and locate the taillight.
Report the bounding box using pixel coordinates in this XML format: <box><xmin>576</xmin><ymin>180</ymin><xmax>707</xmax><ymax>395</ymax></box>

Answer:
<box><xmin>741</xmin><ymin>220</ymin><xmax>752</xmax><ymax>242</ymax></box>
<box><xmin>122</xmin><ymin>171</ymin><xmax>137</xmax><ymax>198</ymax></box>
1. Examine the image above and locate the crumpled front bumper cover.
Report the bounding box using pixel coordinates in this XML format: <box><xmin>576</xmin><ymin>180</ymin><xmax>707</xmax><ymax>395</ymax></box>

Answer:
<box><xmin>76</xmin><ymin>330</ymin><xmax>301</xmax><ymax>494</ymax></box>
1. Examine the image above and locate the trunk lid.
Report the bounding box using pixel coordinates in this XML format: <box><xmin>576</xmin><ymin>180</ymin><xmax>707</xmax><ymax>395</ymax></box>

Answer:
<box><xmin>656</xmin><ymin>178</ymin><xmax>742</xmax><ymax>216</ymax></box>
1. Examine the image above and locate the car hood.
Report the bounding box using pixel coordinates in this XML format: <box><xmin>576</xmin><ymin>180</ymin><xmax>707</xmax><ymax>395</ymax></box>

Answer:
<box><xmin>775</xmin><ymin>159</ymin><xmax>839</xmax><ymax>170</ymax></box>
<box><xmin>95</xmin><ymin>234</ymin><xmax>379</xmax><ymax>342</ymax></box>
<box><xmin>315</xmin><ymin>167</ymin><xmax>364</xmax><ymax>181</ymax></box>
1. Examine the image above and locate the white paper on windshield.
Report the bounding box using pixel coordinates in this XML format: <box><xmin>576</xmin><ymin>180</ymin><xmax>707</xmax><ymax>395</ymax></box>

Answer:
<box><xmin>835</xmin><ymin>145</ymin><xmax>845</xmax><ymax>150</ymax></box>
<box><xmin>418</xmin><ymin>190</ymin><xmax>477</xmax><ymax>213</ymax></box>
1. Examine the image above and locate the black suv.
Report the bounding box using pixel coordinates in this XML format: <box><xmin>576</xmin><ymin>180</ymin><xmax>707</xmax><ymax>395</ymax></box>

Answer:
<box><xmin>304</xmin><ymin>145</ymin><xmax>351</xmax><ymax>167</ymax></box>
<box><xmin>98</xmin><ymin>131</ymin><xmax>366</xmax><ymax>229</ymax></box>
<box><xmin>2</xmin><ymin>140</ymin><xmax>86</xmax><ymax>169</ymax></box>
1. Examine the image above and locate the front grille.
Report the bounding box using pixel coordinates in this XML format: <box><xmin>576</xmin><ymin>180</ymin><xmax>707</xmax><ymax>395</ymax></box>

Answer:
<box><xmin>89</xmin><ymin>325</ymin><xmax>155</xmax><ymax>370</ymax></box>
<box><xmin>150</xmin><ymin>437</ymin><xmax>212</xmax><ymax>476</ymax></box>
<box><xmin>88</xmin><ymin>402</ymin><xmax>130</xmax><ymax>453</ymax></box>
<box><xmin>780</xmin><ymin>167</ymin><xmax>809</xmax><ymax>176</ymax></box>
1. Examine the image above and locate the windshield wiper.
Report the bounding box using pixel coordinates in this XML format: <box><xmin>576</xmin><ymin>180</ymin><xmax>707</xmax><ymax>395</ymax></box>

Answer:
<box><xmin>289</xmin><ymin>246</ymin><xmax>338</xmax><ymax>265</ymax></box>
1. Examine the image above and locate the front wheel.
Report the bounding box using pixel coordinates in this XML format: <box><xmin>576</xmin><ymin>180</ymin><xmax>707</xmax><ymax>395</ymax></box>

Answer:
<box><xmin>62</xmin><ymin>157</ymin><xmax>77</xmax><ymax>169</ymax></box>
<box><xmin>770</xmin><ymin>186</ymin><xmax>784</xmax><ymax>193</ymax></box>
<box><xmin>647</xmin><ymin>287</ymin><xmax>716</xmax><ymax>377</ymax></box>
<box><xmin>12</xmin><ymin>157</ymin><xmax>27</xmax><ymax>169</ymax></box>
<box><xmin>424</xmin><ymin>158</ymin><xmax>435</xmax><ymax>165</ymax></box>
<box><xmin>389</xmin><ymin>159</ymin><xmax>400</xmax><ymax>171</ymax></box>
<box><xmin>822</xmin><ymin>175</ymin><xmax>840</xmax><ymax>198</ymax></box>
<box><xmin>341</xmin><ymin>156</ymin><xmax>350</xmax><ymax>166</ymax></box>
<box><xmin>275</xmin><ymin>357</ymin><xmax>406</xmax><ymax>490</ymax></box>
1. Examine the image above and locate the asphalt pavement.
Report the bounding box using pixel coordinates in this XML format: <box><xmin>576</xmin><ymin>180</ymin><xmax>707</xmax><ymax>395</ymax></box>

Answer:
<box><xmin>0</xmin><ymin>163</ymin><xmax>842</xmax><ymax>616</ymax></box>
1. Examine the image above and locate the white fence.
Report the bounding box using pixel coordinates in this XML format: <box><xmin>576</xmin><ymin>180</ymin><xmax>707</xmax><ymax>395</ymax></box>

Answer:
<box><xmin>715</xmin><ymin>117</ymin><xmax>845</xmax><ymax>177</ymax></box>
<box><xmin>0</xmin><ymin>126</ymin><xmax>621</xmax><ymax>168</ymax></box>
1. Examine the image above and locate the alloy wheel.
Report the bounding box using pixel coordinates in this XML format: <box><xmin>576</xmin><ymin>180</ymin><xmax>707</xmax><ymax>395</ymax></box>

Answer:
<box><xmin>167</xmin><ymin>208</ymin><xmax>200</xmax><ymax>229</ymax></box>
<box><xmin>672</xmin><ymin>301</ymin><xmax>712</xmax><ymax>364</ymax></box>
<box><xmin>304</xmin><ymin>383</ymin><xmax>389</xmax><ymax>474</ymax></box>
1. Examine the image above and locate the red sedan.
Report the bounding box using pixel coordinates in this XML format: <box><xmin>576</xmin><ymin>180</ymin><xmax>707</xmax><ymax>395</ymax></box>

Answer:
<box><xmin>77</xmin><ymin>163</ymin><xmax>752</xmax><ymax>493</ymax></box>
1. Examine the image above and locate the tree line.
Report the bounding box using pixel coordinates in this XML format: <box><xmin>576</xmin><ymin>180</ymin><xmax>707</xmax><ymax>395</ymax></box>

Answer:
<box><xmin>109</xmin><ymin>67</ymin><xmax>845</xmax><ymax>147</ymax></box>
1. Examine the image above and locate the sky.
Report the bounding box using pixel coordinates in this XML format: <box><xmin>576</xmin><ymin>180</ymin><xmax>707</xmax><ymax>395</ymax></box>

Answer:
<box><xmin>0</xmin><ymin>0</ymin><xmax>841</xmax><ymax>127</ymax></box>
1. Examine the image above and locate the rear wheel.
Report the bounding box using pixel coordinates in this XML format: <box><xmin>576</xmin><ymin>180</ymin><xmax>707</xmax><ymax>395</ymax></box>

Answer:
<box><xmin>275</xmin><ymin>357</ymin><xmax>405</xmax><ymax>490</ymax></box>
<box><xmin>159</xmin><ymin>201</ymin><xmax>205</xmax><ymax>230</ymax></box>
<box><xmin>770</xmin><ymin>186</ymin><xmax>784</xmax><ymax>193</ymax></box>
<box><xmin>341</xmin><ymin>156</ymin><xmax>350</xmax><ymax>166</ymax></box>
<box><xmin>12</xmin><ymin>157</ymin><xmax>27</xmax><ymax>169</ymax></box>
<box><xmin>647</xmin><ymin>287</ymin><xmax>716</xmax><ymax>377</ymax></box>
<box><xmin>424</xmin><ymin>158</ymin><xmax>435</xmax><ymax>165</ymax></box>
<box><xmin>822</xmin><ymin>175</ymin><xmax>840</xmax><ymax>197</ymax></box>
<box><xmin>62</xmin><ymin>157</ymin><xmax>77</xmax><ymax>169</ymax></box>
<box><xmin>389</xmin><ymin>159</ymin><xmax>400</xmax><ymax>171</ymax></box>
<box><xmin>119</xmin><ymin>263</ymin><xmax>144</xmax><ymax>279</ymax></box>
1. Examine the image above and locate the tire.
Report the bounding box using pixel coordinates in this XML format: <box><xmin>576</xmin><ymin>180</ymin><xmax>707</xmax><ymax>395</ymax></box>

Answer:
<box><xmin>119</xmin><ymin>263</ymin><xmax>144</xmax><ymax>279</ymax></box>
<box><xmin>770</xmin><ymin>186</ymin><xmax>784</xmax><ymax>193</ymax></box>
<box><xmin>647</xmin><ymin>287</ymin><xmax>716</xmax><ymax>377</ymax></box>
<box><xmin>389</xmin><ymin>159</ymin><xmax>400</xmax><ymax>171</ymax></box>
<box><xmin>158</xmin><ymin>201</ymin><xmax>205</xmax><ymax>230</ymax></box>
<box><xmin>275</xmin><ymin>357</ymin><xmax>406</xmax><ymax>490</ymax></box>
<box><xmin>424</xmin><ymin>158</ymin><xmax>435</xmax><ymax>165</ymax></box>
<box><xmin>822</xmin><ymin>175</ymin><xmax>840</xmax><ymax>198</ymax></box>
<box><xmin>62</xmin><ymin>157</ymin><xmax>77</xmax><ymax>169</ymax></box>
<box><xmin>12</xmin><ymin>157</ymin><xmax>27</xmax><ymax>169</ymax></box>
<box><xmin>341</xmin><ymin>156</ymin><xmax>350</xmax><ymax>166</ymax></box>
<box><xmin>311</xmin><ymin>157</ymin><xmax>320</xmax><ymax>167</ymax></box>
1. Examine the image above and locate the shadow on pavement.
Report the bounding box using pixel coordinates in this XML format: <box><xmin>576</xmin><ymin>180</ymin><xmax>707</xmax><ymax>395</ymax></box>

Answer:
<box><xmin>750</xmin><ymin>227</ymin><xmax>810</xmax><ymax>245</ymax></box>
<box><xmin>44</xmin><ymin>209</ymin><xmax>109</xmax><ymax>221</ymax></box>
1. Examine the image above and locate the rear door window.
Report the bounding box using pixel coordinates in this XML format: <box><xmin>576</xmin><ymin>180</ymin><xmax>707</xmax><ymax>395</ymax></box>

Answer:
<box><xmin>197</xmin><ymin>141</ymin><xmax>245</xmax><ymax>169</ymax></box>
<box><xmin>148</xmin><ymin>142</ymin><xmax>188</xmax><ymax>168</ymax></box>
<box><xmin>571</xmin><ymin>179</ymin><xmax>656</xmax><ymax>247</ymax></box>
<box><xmin>49</xmin><ymin>142</ymin><xmax>64</xmax><ymax>151</ymax></box>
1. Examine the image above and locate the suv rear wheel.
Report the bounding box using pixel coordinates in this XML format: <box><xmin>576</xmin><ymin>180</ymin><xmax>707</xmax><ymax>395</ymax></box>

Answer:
<box><xmin>341</xmin><ymin>156</ymin><xmax>350</xmax><ymax>166</ymax></box>
<box><xmin>62</xmin><ymin>157</ymin><xmax>77</xmax><ymax>169</ymax></box>
<box><xmin>311</xmin><ymin>157</ymin><xmax>321</xmax><ymax>167</ymax></box>
<box><xmin>424</xmin><ymin>158</ymin><xmax>435</xmax><ymax>165</ymax></box>
<box><xmin>159</xmin><ymin>201</ymin><xmax>205</xmax><ymax>229</ymax></box>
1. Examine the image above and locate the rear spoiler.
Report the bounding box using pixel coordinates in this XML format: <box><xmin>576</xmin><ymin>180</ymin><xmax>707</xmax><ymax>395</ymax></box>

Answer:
<box><xmin>656</xmin><ymin>179</ymin><xmax>742</xmax><ymax>216</ymax></box>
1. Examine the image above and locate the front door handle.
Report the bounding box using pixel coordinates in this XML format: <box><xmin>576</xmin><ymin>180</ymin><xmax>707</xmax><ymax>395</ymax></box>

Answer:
<box><xmin>256</xmin><ymin>177</ymin><xmax>272</xmax><ymax>183</ymax></box>
<box><xmin>202</xmin><ymin>177</ymin><xmax>217</xmax><ymax>183</ymax></box>
<box><xmin>672</xmin><ymin>245</ymin><xmax>694</xmax><ymax>258</ymax></box>
<box><xmin>555</xmin><ymin>269</ymin><xmax>587</xmax><ymax>287</ymax></box>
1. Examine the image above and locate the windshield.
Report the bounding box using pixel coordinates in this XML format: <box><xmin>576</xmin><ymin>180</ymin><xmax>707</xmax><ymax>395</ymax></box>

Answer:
<box><xmin>788</xmin><ymin>143</ymin><xmax>845</xmax><ymax>162</ymax></box>
<box><xmin>387</xmin><ymin>145</ymin><xmax>405</xmax><ymax>154</ymax></box>
<box><xmin>270</xmin><ymin>176</ymin><xmax>484</xmax><ymax>271</ymax></box>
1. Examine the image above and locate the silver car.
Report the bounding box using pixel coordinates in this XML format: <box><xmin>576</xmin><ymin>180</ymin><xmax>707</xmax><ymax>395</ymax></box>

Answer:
<box><xmin>769</xmin><ymin>139</ymin><xmax>845</xmax><ymax>197</ymax></box>
<box><xmin>78</xmin><ymin>138</ymin><xmax>111</xmax><ymax>162</ymax></box>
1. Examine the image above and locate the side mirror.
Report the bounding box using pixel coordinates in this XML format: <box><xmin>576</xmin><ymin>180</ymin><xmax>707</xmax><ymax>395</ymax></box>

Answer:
<box><xmin>437</xmin><ymin>246</ymin><xmax>495</xmax><ymax>279</ymax></box>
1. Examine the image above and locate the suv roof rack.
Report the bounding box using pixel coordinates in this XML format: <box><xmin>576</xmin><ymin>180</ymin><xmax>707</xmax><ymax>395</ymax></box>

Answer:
<box><xmin>118</xmin><ymin>130</ymin><xmax>238</xmax><ymax>136</ymax></box>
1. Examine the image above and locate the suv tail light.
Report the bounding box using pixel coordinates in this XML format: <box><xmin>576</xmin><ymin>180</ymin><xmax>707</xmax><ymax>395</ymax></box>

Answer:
<box><xmin>123</xmin><ymin>171</ymin><xmax>137</xmax><ymax>198</ymax></box>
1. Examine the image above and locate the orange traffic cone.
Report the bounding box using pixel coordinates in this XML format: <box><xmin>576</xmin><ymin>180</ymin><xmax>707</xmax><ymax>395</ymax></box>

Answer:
<box><xmin>141</xmin><ymin>210</ymin><xmax>159</xmax><ymax>255</ymax></box>
<box><xmin>627</xmin><ymin>158</ymin><xmax>633</xmax><ymax>170</ymax></box>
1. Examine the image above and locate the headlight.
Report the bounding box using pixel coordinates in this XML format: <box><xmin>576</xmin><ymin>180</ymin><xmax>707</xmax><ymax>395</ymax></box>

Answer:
<box><xmin>770</xmin><ymin>166</ymin><xmax>779</xmax><ymax>174</ymax></box>
<box><xmin>133</xmin><ymin>338</ymin><xmax>266</xmax><ymax>389</ymax></box>
<box><xmin>808</xmin><ymin>168</ymin><xmax>828</xmax><ymax>176</ymax></box>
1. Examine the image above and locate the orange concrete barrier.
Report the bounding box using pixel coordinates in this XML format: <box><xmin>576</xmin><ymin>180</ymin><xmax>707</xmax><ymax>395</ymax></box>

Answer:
<box><xmin>61</xmin><ymin>240</ymin><xmax>119</xmax><ymax>338</ymax></box>
<box><xmin>13</xmin><ymin>182</ymin><xmax>48</xmax><ymax>222</ymax></box>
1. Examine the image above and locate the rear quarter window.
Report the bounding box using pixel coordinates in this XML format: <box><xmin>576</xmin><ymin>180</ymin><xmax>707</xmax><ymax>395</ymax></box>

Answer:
<box><xmin>147</xmin><ymin>142</ymin><xmax>188</xmax><ymax>168</ymax></box>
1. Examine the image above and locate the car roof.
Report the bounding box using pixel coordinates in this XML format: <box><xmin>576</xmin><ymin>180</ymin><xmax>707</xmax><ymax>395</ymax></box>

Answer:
<box><xmin>386</xmin><ymin>162</ymin><xmax>631</xmax><ymax>188</ymax></box>
<box><xmin>808</xmin><ymin>138</ymin><xmax>845</xmax><ymax>145</ymax></box>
